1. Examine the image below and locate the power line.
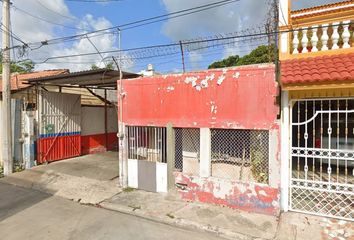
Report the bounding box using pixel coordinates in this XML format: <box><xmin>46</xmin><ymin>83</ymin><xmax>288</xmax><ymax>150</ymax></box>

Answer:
<box><xmin>12</xmin><ymin>5</ymin><xmax>88</xmax><ymax>31</ymax></box>
<box><xmin>66</xmin><ymin>0</ymin><xmax>123</xmax><ymax>2</ymax></box>
<box><xmin>121</xmin><ymin>0</ymin><xmax>239</xmax><ymax>31</ymax></box>
<box><xmin>36</xmin><ymin>0</ymin><xmax>77</xmax><ymax>21</ymax></box>
<box><xmin>27</xmin><ymin>32</ymin><xmax>267</xmax><ymax>66</ymax></box>
<box><xmin>10</xmin><ymin>0</ymin><xmax>240</xmax><ymax>49</ymax></box>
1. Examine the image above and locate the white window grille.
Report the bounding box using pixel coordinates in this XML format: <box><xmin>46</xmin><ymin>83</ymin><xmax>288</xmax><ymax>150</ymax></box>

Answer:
<box><xmin>126</xmin><ymin>126</ymin><xmax>166</xmax><ymax>163</ymax></box>
<box><xmin>175</xmin><ymin>128</ymin><xmax>200</xmax><ymax>176</ymax></box>
<box><xmin>211</xmin><ymin>129</ymin><xmax>269</xmax><ymax>183</ymax></box>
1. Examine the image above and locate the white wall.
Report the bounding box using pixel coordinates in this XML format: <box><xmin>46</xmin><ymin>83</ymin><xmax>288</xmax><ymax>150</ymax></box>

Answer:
<box><xmin>81</xmin><ymin>106</ymin><xmax>118</xmax><ymax>136</ymax></box>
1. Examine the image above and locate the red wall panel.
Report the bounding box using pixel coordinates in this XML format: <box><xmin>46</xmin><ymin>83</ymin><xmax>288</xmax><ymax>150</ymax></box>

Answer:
<box><xmin>81</xmin><ymin>132</ymin><xmax>118</xmax><ymax>155</ymax></box>
<box><xmin>37</xmin><ymin>135</ymin><xmax>81</xmax><ymax>164</ymax></box>
<box><xmin>121</xmin><ymin>65</ymin><xmax>278</xmax><ymax>130</ymax></box>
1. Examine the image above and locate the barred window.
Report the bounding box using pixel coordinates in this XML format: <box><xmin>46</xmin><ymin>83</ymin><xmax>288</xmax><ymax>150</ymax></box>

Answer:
<box><xmin>175</xmin><ymin>128</ymin><xmax>200</xmax><ymax>176</ymax></box>
<box><xmin>211</xmin><ymin>129</ymin><xmax>269</xmax><ymax>183</ymax></box>
<box><xmin>127</xmin><ymin>126</ymin><xmax>166</xmax><ymax>163</ymax></box>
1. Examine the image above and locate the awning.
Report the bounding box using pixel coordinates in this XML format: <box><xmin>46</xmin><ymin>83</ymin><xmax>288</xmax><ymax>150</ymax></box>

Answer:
<box><xmin>27</xmin><ymin>68</ymin><xmax>140</xmax><ymax>89</ymax></box>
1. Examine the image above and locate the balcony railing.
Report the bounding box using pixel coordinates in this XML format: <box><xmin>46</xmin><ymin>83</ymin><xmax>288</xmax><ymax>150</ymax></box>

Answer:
<box><xmin>290</xmin><ymin>20</ymin><xmax>353</xmax><ymax>55</ymax></box>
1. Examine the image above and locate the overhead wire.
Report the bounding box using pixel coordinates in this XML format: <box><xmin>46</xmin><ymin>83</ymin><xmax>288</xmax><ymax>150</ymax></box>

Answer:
<box><xmin>36</xmin><ymin>0</ymin><xmax>77</xmax><ymax>21</ymax></box>
<box><xmin>9</xmin><ymin>0</ymin><xmax>240</xmax><ymax>49</ymax></box>
<box><xmin>11</xmin><ymin>5</ymin><xmax>89</xmax><ymax>31</ymax></box>
<box><xmin>66</xmin><ymin>0</ymin><xmax>123</xmax><ymax>2</ymax></box>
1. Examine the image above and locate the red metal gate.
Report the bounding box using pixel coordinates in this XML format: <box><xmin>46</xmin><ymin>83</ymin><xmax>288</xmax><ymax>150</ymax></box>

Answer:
<box><xmin>37</xmin><ymin>91</ymin><xmax>81</xmax><ymax>164</ymax></box>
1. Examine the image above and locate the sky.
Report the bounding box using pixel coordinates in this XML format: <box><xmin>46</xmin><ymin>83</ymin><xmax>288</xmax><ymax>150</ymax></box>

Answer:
<box><xmin>2</xmin><ymin>0</ymin><xmax>348</xmax><ymax>73</ymax></box>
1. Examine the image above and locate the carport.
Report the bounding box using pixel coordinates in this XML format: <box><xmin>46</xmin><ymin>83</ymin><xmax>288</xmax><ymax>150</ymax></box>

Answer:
<box><xmin>26</xmin><ymin>69</ymin><xmax>139</xmax><ymax>164</ymax></box>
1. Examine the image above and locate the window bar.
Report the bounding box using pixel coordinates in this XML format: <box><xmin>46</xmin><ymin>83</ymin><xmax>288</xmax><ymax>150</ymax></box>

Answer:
<box><xmin>139</xmin><ymin>126</ymin><xmax>142</xmax><ymax>160</ymax></box>
<box><xmin>137</xmin><ymin>127</ymin><xmax>140</xmax><ymax>160</ymax></box>
<box><xmin>136</xmin><ymin>127</ymin><xmax>138</xmax><ymax>160</ymax></box>
<box><xmin>336</xmin><ymin>100</ymin><xmax>340</xmax><ymax>184</ymax></box>
<box><xmin>297</xmin><ymin>101</ymin><xmax>300</xmax><ymax>179</ymax></box>
<box><xmin>130</xmin><ymin>127</ymin><xmax>133</xmax><ymax>159</ymax></box>
<box><xmin>313</xmin><ymin>100</ymin><xmax>316</xmax><ymax>181</ymax></box>
<box><xmin>304</xmin><ymin>101</ymin><xmax>309</xmax><ymax>182</ymax></box>
<box><xmin>129</xmin><ymin>126</ymin><xmax>132</xmax><ymax>159</ymax></box>
<box><xmin>145</xmin><ymin>126</ymin><xmax>148</xmax><ymax>160</ymax></box>
<box><xmin>345</xmin><ymin>100</ymin><xmax>348</xmax><ymax>183</ymax></box>
<box><xmin>155</xmin><ymin>127</ymin><xmax>157</xmax><ymax>163</ymax></box>
<box><xmin>320</xmin><ymin>100</ymin><xmax>323</xmax><ymax>181</ymax></box>
<box><xmin>126</xmin><ymin>127</ymin><xmax>129</xmax><ymax>159</ymax></box>
<box><xmin>328</xmin><ymin>100</ymin><xmax>332</xmax><ymax>185</ymax></box>
<box><xmin>162</xmin><ymin>128</ymin><xmax>165</xmax><ymax>163</ymax></box>
<box><xmin>159</xmin><ymin>128</ymin><xmax>162</xmax><ymax>163</ymax></box>
<box><xmin>148</xmin><ymin>127</ymin><xmax>151</xmax><ymax>161</ymax></box>
<box><xmin>132</xmin><ymin>126</ymin><xmax>135</xmax><ymax>159</ymax></box>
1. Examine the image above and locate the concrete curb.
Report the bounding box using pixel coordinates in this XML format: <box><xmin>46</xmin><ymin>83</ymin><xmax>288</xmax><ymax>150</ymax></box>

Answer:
<box><xmin>99</xmin><ymin>202</ymin><xmax>267</xmax><ymax>240</ymax></box>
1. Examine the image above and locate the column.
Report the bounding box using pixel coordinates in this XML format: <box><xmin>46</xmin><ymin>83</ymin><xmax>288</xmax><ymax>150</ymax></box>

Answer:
<box><xmin>199</xmin><ymin>128</ymin><xmax>211</xmax><ymax>178</ymax></box>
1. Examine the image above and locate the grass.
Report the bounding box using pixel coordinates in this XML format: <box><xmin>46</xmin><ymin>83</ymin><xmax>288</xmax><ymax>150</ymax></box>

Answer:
<box><xmin>166</xmin><ymin>213</ymin><xmax>175</xmax><ymax>219</ymax></box>
<box><xmin>123</xmin><ymin>187</ymin><xmax>136</xmax><ymax>193</ymax></box>
<box><xmin>0</xmin><ymin>163</ymin><xmax>25</xmax><ymax>178</ymax></box>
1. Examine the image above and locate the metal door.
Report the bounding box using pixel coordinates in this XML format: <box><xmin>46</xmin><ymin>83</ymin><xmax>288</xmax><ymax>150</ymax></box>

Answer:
<box><xmin>37</xmin><ymin>91</ymin><xmax>81</xmax><ymax>163</ymax></box>
<box><xmin>290</xmin><ymin>98</ymin><xmax>354</xmax><ymax>221</ymax></box>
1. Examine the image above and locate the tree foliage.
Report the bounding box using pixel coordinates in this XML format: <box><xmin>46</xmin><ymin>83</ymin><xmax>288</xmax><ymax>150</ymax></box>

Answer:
<box><xmin>208</xmin><ymin>45</ymin><xmax>275</xmax><ymax>69</ymax></box>
<box><xmin>91</xmin><ymin>62</ymin><xmax>115</xmax><ymax>70</ymax></box>
<box><xmin>0</xmin><ymin>57</ymin><xmax>35</xmax><ymax>74</ymax></box>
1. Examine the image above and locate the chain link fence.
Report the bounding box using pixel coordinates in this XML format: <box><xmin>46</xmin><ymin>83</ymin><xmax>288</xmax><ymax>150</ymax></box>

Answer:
<box><xmin>175</xmin><ymin>128</ymin><xmax>200</xmax><ymax>176</ymax></box>
<box><xmin>211</xmin><ymin>129</ymin><xmax>269</xmax><ymax>183</ymax></box>
<box><xmin>126</xmin><ymin>126</ymin><xmax>167</xmax><ymax>163</ymax></box>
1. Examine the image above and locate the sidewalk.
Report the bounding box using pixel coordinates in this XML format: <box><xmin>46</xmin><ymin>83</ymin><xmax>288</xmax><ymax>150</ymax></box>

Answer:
<box><xmin>0</xmin><ymin>152</ymin><xmax>122</xmax><ymax>204</ymax></box>
<box><xmin>100</xmin><ymin>190</ymin><xmax>354</xmax><ymax>240</ymax></box>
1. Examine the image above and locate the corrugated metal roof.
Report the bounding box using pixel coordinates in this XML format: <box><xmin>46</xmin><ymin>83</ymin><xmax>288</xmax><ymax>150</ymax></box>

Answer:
<box><xmin>0</xmin><ymin>69</ymin><xmax>69</xmax><ymax>92</ymax></box>
<box><xmin>27</xmin><ymin>68</ymin><xmax>140</xmax><ymax>88</ymax></box>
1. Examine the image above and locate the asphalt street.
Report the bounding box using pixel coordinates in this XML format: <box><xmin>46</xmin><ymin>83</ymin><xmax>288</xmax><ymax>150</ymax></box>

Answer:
<box><xmin>0</xmin><ymin>182</ymin><xmax>224</xmax><ymax>240</ymax></box>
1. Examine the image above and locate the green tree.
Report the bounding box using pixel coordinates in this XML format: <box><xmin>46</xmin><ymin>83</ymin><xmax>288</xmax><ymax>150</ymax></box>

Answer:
<box><xmin>91</xmin><ymin>62</ymin><xmax>115</xmax><ymax>70</ymax></box>
<box><xmin>0</xmin><ymin>57</ymin><xmax>35</xmax><ymax>74</ymax></box>
<box><xmin>10</xmin><ymin>60</ymin><xmax>35</xmax><ymax>73</ymax></box>
<box><xmin>208</xmin><ymin>45</ymin><xmax>275</xmax><ymax>69</ymax></box>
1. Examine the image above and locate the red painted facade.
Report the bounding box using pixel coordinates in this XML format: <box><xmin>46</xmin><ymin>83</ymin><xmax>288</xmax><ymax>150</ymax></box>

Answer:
<box><xmin>121</xmin><ymin>65</ymin><xmax>278</xmax><ymax>129</ymax></box>
<box><xmin>120</xmin><ymin>64</ymin><xmax>280</xmax><ymax>215</ymax></box>
<box><xmin>81</xmin><ymin>132</ymin><xmax>118</xmax><ymax>155</ymax></box>
<box><xmin>37</xmin><ymin>135</ymin><xmax>81</xmax><ymax>164</ymax></box>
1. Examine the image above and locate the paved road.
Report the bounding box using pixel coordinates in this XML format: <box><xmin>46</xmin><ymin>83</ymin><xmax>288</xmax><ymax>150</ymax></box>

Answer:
<box><xmin>0</xmin><ymin>182</ymin><xmax>224</xmax><ymax>240</ymax></box>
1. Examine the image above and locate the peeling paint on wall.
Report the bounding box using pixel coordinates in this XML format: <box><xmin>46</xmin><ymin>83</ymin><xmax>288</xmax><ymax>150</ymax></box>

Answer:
<box><xmin>233</xmin><ymin>72</ymin><xmax>240</xmax><ymax>78</ymax></box>
<box><xmin>174</xmin><ymin>172</ymin><xmax>280</xmax><ymax>216</ymax></box>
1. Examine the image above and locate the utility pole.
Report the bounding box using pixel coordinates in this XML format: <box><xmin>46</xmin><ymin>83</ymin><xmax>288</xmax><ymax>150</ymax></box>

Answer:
<box><xmin>2</xmin><ymin>0</ymin><xmax>13</xmax><ymax>175</ymax></box>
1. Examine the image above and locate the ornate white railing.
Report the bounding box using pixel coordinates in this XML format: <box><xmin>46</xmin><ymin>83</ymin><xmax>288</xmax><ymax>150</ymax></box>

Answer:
<box><xmin>291</xmin><ymin>20</ymin><xmax>352</xmax><ymax>55</ymax></box>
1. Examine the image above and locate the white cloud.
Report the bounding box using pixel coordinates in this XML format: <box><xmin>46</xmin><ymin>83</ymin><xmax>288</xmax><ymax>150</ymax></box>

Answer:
<box><xmin>0</xmin><ymin>0</ymin><xmax>119</xmax><ymax>72</ymax></box>
<box><xmin>38</xmin><ymin>14</ymin><xmax>118</xmax><ymax>72</ymax></box>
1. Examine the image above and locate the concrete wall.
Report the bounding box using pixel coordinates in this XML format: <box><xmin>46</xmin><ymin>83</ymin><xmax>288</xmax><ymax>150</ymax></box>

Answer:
<box><xmin>175</xmin><ymin>126</ymin><xmax>281</xmax><ymax>216</ymax></box>
<box><xmin>121</xmin><ymin>65</ymin><xmax>278</xmax><ymax>130</ymax></box>
<box><xmin>81</xmin><ymin>106</ymin><xmax>118</xmax><ymax>154</ymax></box>
<box><xmin>0</xmin><ymin>99</ymin><xmax>23</xmax><ymax>166</ymax></box>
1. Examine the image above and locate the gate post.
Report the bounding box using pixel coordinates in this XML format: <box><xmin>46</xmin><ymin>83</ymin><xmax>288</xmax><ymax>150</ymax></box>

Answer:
<box><xmin>166</xmin><ymin>123</ymin><xmax>175</xmax><ymax>191</ymax></box>
<box><xmin>280</xmin><ymin>91</ymin><xmax>290</xmax><ymax>212</ymax></box>
<box><xmin>119</xmin><ymin>124</ymin><xmax>128</xmax><ymax>188</ymax></box>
